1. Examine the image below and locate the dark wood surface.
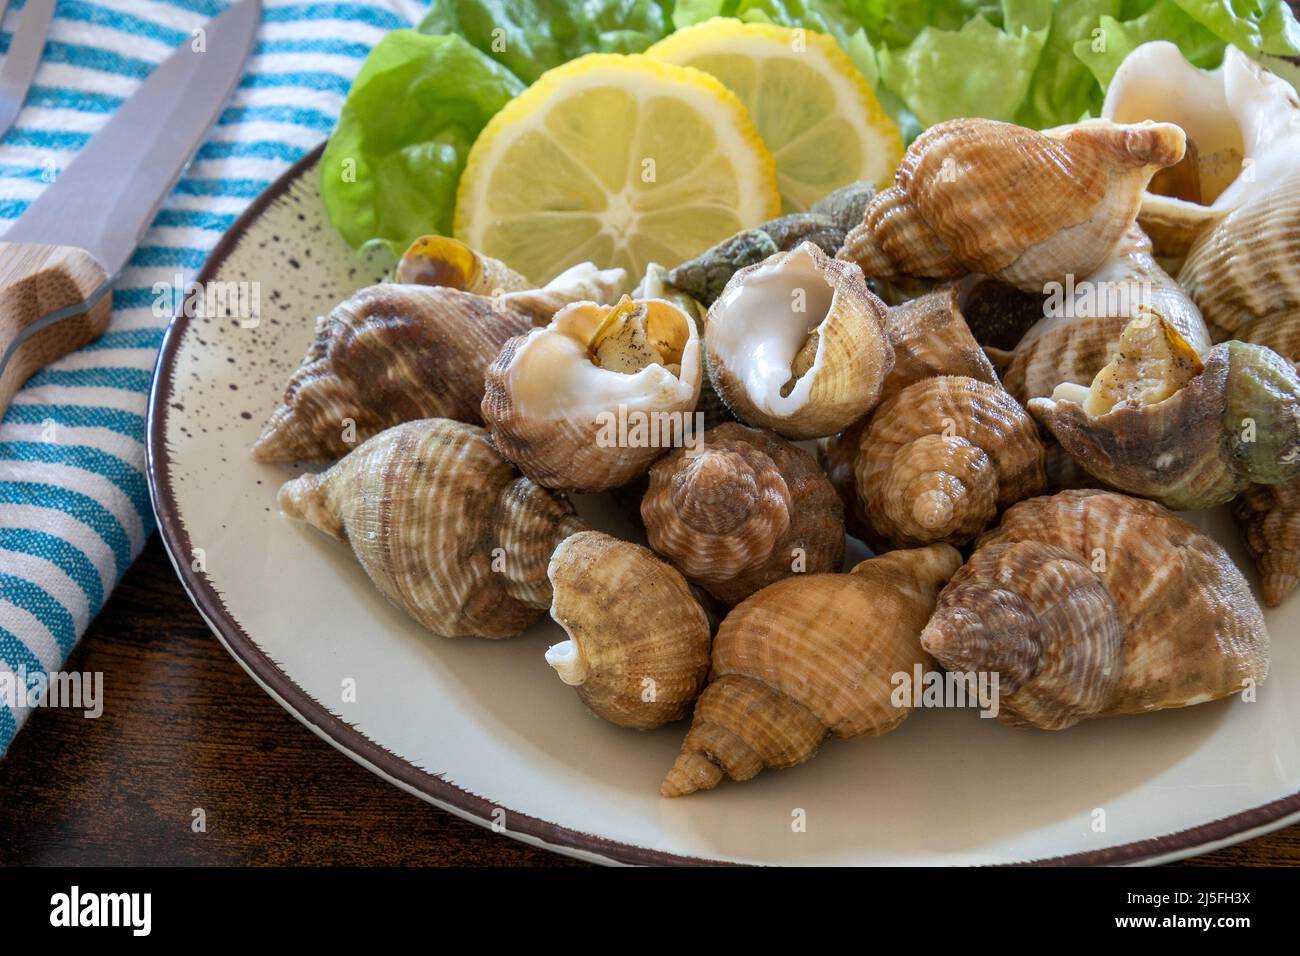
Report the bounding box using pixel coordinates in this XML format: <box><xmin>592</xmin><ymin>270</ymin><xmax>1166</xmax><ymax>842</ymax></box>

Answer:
<box><xmin>0</xmin><ymin>536</ymin><xmax>1297</xmax><ymax>867</ymax></box>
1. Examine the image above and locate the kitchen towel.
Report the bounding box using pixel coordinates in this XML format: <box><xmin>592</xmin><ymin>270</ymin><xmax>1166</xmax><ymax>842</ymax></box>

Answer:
<box><xmin>0</xmin><ymin>0</ymin><xmax>425</xmax><ymax>755</ymax></box>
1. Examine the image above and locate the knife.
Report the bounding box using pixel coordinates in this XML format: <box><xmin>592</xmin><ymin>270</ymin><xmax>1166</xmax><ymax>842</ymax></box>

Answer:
<box><xmin>0</xmin><ymin>0</ymin><xmax>57</xmax><ymax>139</ymax></box>
<box><xmin>0</xmin><ymin>0</ymin><xmax>261</xmax><ymax>414</ymax></box>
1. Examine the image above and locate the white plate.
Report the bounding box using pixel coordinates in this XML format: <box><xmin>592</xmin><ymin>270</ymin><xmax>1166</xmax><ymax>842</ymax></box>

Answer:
<box><xmin>147</xmin><ymin>148</ymin><xmax>1300</xmax><ymax>865</ymax></box>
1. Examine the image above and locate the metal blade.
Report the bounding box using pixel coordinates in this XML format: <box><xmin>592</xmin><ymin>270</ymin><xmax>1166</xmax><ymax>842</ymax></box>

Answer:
<box><xmin>0</xmin><ymin>0</ymin><xmax>55</xmax><ymax>139</ymax></box>
<box><xmin>4</xmin><ymin>0</ymin><xmax>261</xmax><ymax>279</ymax></box>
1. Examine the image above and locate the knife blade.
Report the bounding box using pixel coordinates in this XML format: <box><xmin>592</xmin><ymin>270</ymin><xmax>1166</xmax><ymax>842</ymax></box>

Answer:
<box><xmin>0</xmin><ymin>0</ymin><xmax>56</xmax><ymax>139</ymax></box>
<box><xmin>4</xmin><ymin>0</ymin><xmax>261</xmax><ymax>278</ymax></box>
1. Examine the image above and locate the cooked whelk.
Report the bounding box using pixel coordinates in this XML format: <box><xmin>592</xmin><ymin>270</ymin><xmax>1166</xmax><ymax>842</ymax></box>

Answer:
<box><xmin>1031</xmin><ymin>314</ymin><xmax>1300</xmax><ymax>510</ymax></box>
<box><xmin>668</xmin><ymin>181</ymin><xmax>875</xmax><ymax>306</ymax></box>
<box><xmin>546</xmin><ymin>531</ymin><xmax>711</xmax><ymax>729</ymax></box>
<box><xmin>641</xmin><ymin>423</ymin><xmax>844</xmax><ymax>606</ymax></box>
<box><xmin>974</xmin><ymin>490</ymin><xmax>1268</xmax><ymax>717</ymax></box>
<box><xmin>922</xmin><ymin>540</ymin><xmax>1125</xmax><ymax>729</ymax></box>
<box><xmin>1103</xmin><ymin>43</ymin><xmax>1300</xmax><ymax>259</ymax></box>
<box><xmin>482</xmin><ymin>295</ymin><xmax>702</xmax><ymax>492</ymax></box>
<box><xmin>705</xmin><ymin>241</ymin><xmax>893</xmax><ymax>440</ymax></box>
<box><xmin>252</xmin><ymin>261</ymin><xmax>625</xmax><ymax>463</ymax></box>
<box><xmin>855</xmin><ymin>376</ymin><xmax>1047</xmax><ymax>546</ymax></box>
<box><xmin>661</xmin><ymin>545</ymin><xmax>962</xmax><ymax>797</ymax></box>
<box><xmin>1234</xmin><ymin>480</ymin><xmax>1300</xmax><ymax>607</ymax></box>
<box><xmin>993</xmin><ymin>225</ymin><xmax>1212</xmax><ymax>405</ymax></box>
<box><xmin>278</xmin><ymin>418</ymin><xmax>587</xmax><ymax>638</ymax></box>
<box><xmin>394</xmin><ymin>235</ymin><xmax>530</xmax><ymax>293</ymax></box>
<box><xmin>837</xmin><ymin>118</ymin><xmax>1186</xmax><ymax>291</ymax></box>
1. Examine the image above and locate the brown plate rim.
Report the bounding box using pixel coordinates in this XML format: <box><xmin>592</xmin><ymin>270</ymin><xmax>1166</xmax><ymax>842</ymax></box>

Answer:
<box><xmin>146</xmin><ymin>141</ymin><xmax>1300</xmax><ymax>867</ymax></box>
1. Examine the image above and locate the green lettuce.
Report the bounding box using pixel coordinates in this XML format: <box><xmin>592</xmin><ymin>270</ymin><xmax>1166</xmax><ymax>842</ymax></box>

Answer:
<box><xmin>419</xmin><ymin>0</ymin><xmax>675</xmax><ymax>83</ymax></box>
<box><xmin>320</xmin><ymin>30</ymin><xmax>524</xmax><ymax>254</ymax></box>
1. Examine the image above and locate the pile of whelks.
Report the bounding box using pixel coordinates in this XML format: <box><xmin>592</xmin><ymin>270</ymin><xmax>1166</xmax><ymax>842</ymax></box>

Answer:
<box><xmin>256</xmin><ymin>41</ymin><xmax>1300</xmax><ymax>797</ymax></box>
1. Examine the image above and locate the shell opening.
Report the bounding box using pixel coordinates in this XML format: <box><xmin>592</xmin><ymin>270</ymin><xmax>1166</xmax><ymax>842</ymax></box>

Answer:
<box><xmin>1056</xmin><ymin>310</ymin><xmax>1203</xmax><ymax>417</ymax></box>
<box><xmin>395</xmin><ymin>236</ymin><xmax>480</xmax><ymax>288</ymax></box>
<box><xmin>710</xmin><ymin>244</ymin><xmax>833</xmax><ymax>415</ymax></box>
<box><xmin>545</xmin><ymin>638</ymin><xmax>588</xmax><ymax>686</ymax></box>
<box><xmin>589</xmin><ymin>296</ymin><xmax>684</xmax><ymax>376</ymax></box>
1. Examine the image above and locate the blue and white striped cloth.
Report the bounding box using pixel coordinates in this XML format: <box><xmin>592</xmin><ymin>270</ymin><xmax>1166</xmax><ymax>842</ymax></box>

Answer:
<box><xmin>0</xmin><ymin>0</ymin><xmax>425</xmax><ymax>754</ymax></box>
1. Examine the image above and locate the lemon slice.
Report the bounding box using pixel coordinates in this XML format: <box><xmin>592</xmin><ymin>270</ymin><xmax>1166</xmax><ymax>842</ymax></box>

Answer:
<box><xmin>647</xmin><ymin>18</ymin><xmax>902</xmax><ymax>212</ymax></box>
<box><xmin>454</xmin><ymin>53</ymin><xmax>781</xmax><ymax>286</ymax></box>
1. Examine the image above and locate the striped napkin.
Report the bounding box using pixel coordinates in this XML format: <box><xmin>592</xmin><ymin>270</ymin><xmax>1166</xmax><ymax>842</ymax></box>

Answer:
<box><xmin>0</xmin><ymin>0</ymin><xmax>426</xmax><ymax>755</ymax></box>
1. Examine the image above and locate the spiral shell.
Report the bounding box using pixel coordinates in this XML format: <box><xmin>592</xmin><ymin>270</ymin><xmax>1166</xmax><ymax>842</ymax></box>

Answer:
<box><xmin>879</xmin><ymin>285</ymin><xmax>999</xmax><ymax>401</ymax></box>
<box><xmin>837</xmin><ymin>118</ymin><xmax>1186</xmax><ymax>291</ymax></box>
<box><xmin>277</xmin><ymin>418</ymin><xmax>586</xmax><ymax>638</ymax></box>
<box><xmin>394</xmin><ymin>235</ymin><xmax>530</xmax><ymax>293</ymax></box>
<box><xmin>661</xmin><ymin>544</ymin><xmax>962</xmax><ymax>797</ymax></box>
<box><xmin>705</xmin><ymin>241</ymin><xmax>893</xmax><ymax>440</ymax></box>
<box><xmin>922</xmin><ymin>541</ymin><xmax>1125</xmax><ymax>729</ymax></box>
<box><xmin>993</xmin><ymin>225</ymin><xmax>1212</xmax><ymax>405</ymax></box>
<box><xmin>668</xmin><ymin>181</ymin><xmax>875</xmax><ymax>306</ymax></box>
<box><xmin>1102</xmin><ymin>43</ymin><xmax>1300</xmax><ymax>260</ymax></box>
<box><xmin>1030</xmin><ymin>317</ymin><xmax>1300</xmax><ymax>510</ymax></box>
<box><xmin>641</xmin><ymin>423</ymin><xmax>844</xmax><ymax>606</ymax></box>
<box><xmin>482</xmin><ymin>295</ymin><xmax>702</xmax><ymax>492</ymax></box>
<box><xmin>545</xmin><ymin>531</ymin><xmax>711</xmax><ymax>729</ymax></box>
<box><xmin>855</xmin><ymin>376</ymin><xmax>1047</xmax><ymax>547</ymax></box>
<box><xmin>976</xmin><ymin>490</ymin><xmax>1269</xmax><ymax>717</ymax></box>
<box><xmin>1233</xmin><ymin>479</ymin><xmax>1300</xmax><ymax>607</ymax></box>
<box><xmin>251</xmin><ymin>261</ymin><xmax>625</xmax><ymax>463</ymax></box>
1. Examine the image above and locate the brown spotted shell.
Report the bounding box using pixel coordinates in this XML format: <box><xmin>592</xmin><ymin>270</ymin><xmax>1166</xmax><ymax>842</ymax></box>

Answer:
<box><xmin>855</xmin><ymin>376</ymin><xmax>1047</xmax><ymax>547</ymax></box>
<box><xmin>251</xmin><ymin>263</ymin><xmax>625</xmax><ymax>463</ymax></box>
<box><xmin>641</xmin><ymin>423</ymin><xmax>844</xmax><ymax>606</ymax></box>
<box><xmin>277</xmin><ymin>418</ymin><xmax>587</xmax><ymax>638</ymax></box>
<box><xmin>837</xmin><ymin>118</ymin><xmax>1186</xmax><ymax>291</ymax></box>
<box><xmin>1233</xmin><ymin>479</ymin><xmax>1300</xmax><ymax>608</ymax></box>
<box><xmin>661</xmin><ymin>545</ymin><xmax>962</xmax><ymax>797</ymax></box>
<box><xmin>546</xmin><ymin>531</ymin><xmax>711</xmax><ymax>729</ymax></box>
<box><xmin>979</xmin><ymin>490</ymin><xmax>1269</xmax><ymax>716</ymax></box>
<box><xmin>922</xmin><ymin>540</ymin><xmax>1125</xmax><ymax>729</ymax></box>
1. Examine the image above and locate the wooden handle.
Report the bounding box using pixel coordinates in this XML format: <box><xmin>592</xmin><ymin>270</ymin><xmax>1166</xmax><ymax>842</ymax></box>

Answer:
<box><xmin>0</xmin><ymin>241</ymin><xmax>111</xmax><ymax>414</ymax></box>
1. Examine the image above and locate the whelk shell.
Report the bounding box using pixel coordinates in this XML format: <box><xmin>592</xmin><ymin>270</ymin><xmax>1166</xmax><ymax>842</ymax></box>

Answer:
<box><xmin>661</xmin><ymin>544</ymin><xmax>962</xmax><ymax>797</ymax></box>
<box><xmin>1102</xmin><ymin>42</ymin><xmax>1300</xmax><ymax>260</ymax></box>
<box><xmin>278</xmin><ymin>418</ymin><xmax>586</xmax><ymax>638</ymax></box>
<box><xmin>394</xmin><ymin>235</ymin><xmax>530</xmax><ymax>293</ymax></box>
<box><xmin>1233</xmin><ymin>480</ymin><xmax>1300</xmax><ymax>608</ymax></box>
<box><xmin>545</xmin><ymin>531</ymin><xmax>711</xmax><ymax>729</ymax></box>
<box><xmin>641</xmin><ymin>423</ymin><xmax>844</xmax><ymax>606</ymax></box>
<box><xmin>1030</xmin><ymin>314</ymin><xmax>1300</xmax><ymax>510</ymax></box>
<box><xmin>855</xmin><ymin>375</ymin><xmax>1047</xmax><ymax>547</ymax></box>
<box><xmin>251</xmin><ymin>261</ymin><xmax>625</xmax><ymax>463</ymax></box>
<box><xmin>972</xmin><ymin>490</ymin><xmax>1269</xmax><ymax>717</ymax></box>
<box><xmin>705</xmin><ymin>241</ymin><xmax>893</xmax><ymax>440</ymax></box>
<box><xmin>837</xmin><ymin>117</ymin><xmax>1186</xmax><ymax>291</ymax></box>
<box><xmin>482</xmin><ymin>295</ymin><xmax>702</xmax><ymax>492</ymax></box>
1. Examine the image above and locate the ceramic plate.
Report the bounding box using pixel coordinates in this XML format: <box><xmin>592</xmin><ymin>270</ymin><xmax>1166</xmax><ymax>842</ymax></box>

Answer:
<box><xmin>146</xmin><ymin>146</ymin><xmax>1300</xmax><ymax>866</ymax></box>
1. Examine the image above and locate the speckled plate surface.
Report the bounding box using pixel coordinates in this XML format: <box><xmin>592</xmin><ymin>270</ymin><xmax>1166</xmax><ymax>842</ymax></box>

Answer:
<box><xmin>147</xmin><ymin>146</ymin><xmax>1300</xmax><ymax>866</ymax></box>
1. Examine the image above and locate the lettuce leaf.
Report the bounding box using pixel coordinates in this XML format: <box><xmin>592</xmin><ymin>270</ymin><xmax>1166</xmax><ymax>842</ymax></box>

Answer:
<box><xmin>1014</xmin><ymin>0</ymin><xmax>1119</xmax><ymax>127</ymax></box>
<box><xmin>320</xmin><ymin>30</ymin><xmax>524</xmax><ymax>253</ymax></box>
<box><xmin>1073</xmin><ymin>0</ymin><xmax>1236</xmax><ymax>87</ymax></box>
<box><xmin>419</xmin><ymin>0</ymin><xmax>674</xmax><ymax>83</ymax></box>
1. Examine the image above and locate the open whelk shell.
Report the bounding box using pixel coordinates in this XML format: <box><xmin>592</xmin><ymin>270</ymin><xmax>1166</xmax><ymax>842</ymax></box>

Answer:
<box><xmin>545</xmin><ymin>531</ymin><xmax>711</xmax><ymax>729</ymax></box>
<box><xmin>992</xmin><ymin>225</ymin><xmax>1212</xmax><ymax>405</ymax></box>
<box><xmin>483</xmin><ymin>295</ymin><xmax>702</xmax><ymax>492</ymax></box>
<box><xmin>667</xmin><ymin>181</ymin><xmax>875</xmax><ymax>306</ymax></box>
<box><xmin>661</xmin><ymin>544</ymin><xmax>962</xmax><ymax>797</ymax></box>
<box><xmin>705</xmin><ymin>241</ymin><xmax>893</xmax><ymax>440</ymax></box>
<box><xmin>641</xmin><ymin>423</ymin><xmax>844</xmax><ymax>606</ymax></box>
<box><xmin>977</xmin><ymin>490</ymin><xmax>1268</xmax><ymax>717</ymax></box>
<box><xmin>1234</xmin><ymin>479</ymin><xmax>1300</xmax><ymax>607</ymax></box>
<box><xmin>278</xmin><ymin>418</ymin><xmax>587</xmax><ymax>638</ymax></box>
<box><xmin>855</xmin><ymin>376</ymin><xmax>1047</xmax><ymax>547</ymax></box>
<box><xmin>251</xmin><ymin>261</ymin><xmax>625</xmax><ymax>463</ymax></box>
<box><xmin>922</xmin><ymin>541</ymin><xmax>1125</xmax><ymax>730</ymax></box>
<box><xmin>837</xmin><ymin>118</ymin><xmax>1186</xmax><ymax>291</ymax></box>
<box><xmin>1030</xmin><ymin>314</ymin><xmax>1300</xmax><ymax>510</ymax></box>
<box><xmin>394</xmin><ymin>235</ymin><xmax>530</xmax><ymax>293</ymax></box>
<box><xmin>1103</xmin><ymin>43</ymin><xmax>1300</xmax><ymax>260</ymax></box>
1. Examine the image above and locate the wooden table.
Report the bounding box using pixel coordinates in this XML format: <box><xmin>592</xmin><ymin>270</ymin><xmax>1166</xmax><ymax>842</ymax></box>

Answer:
<box><xmin>1</xmin><ymin>536</ymin><xmax>1297</xmax><ymax>866</ymax></box>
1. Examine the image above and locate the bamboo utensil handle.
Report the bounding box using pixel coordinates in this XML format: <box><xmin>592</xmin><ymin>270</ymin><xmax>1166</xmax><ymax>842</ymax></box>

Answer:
<box><xmin>0</xmin><ymin>241</ymin><xmax>111</xmax><ymax>414</ymax></box>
